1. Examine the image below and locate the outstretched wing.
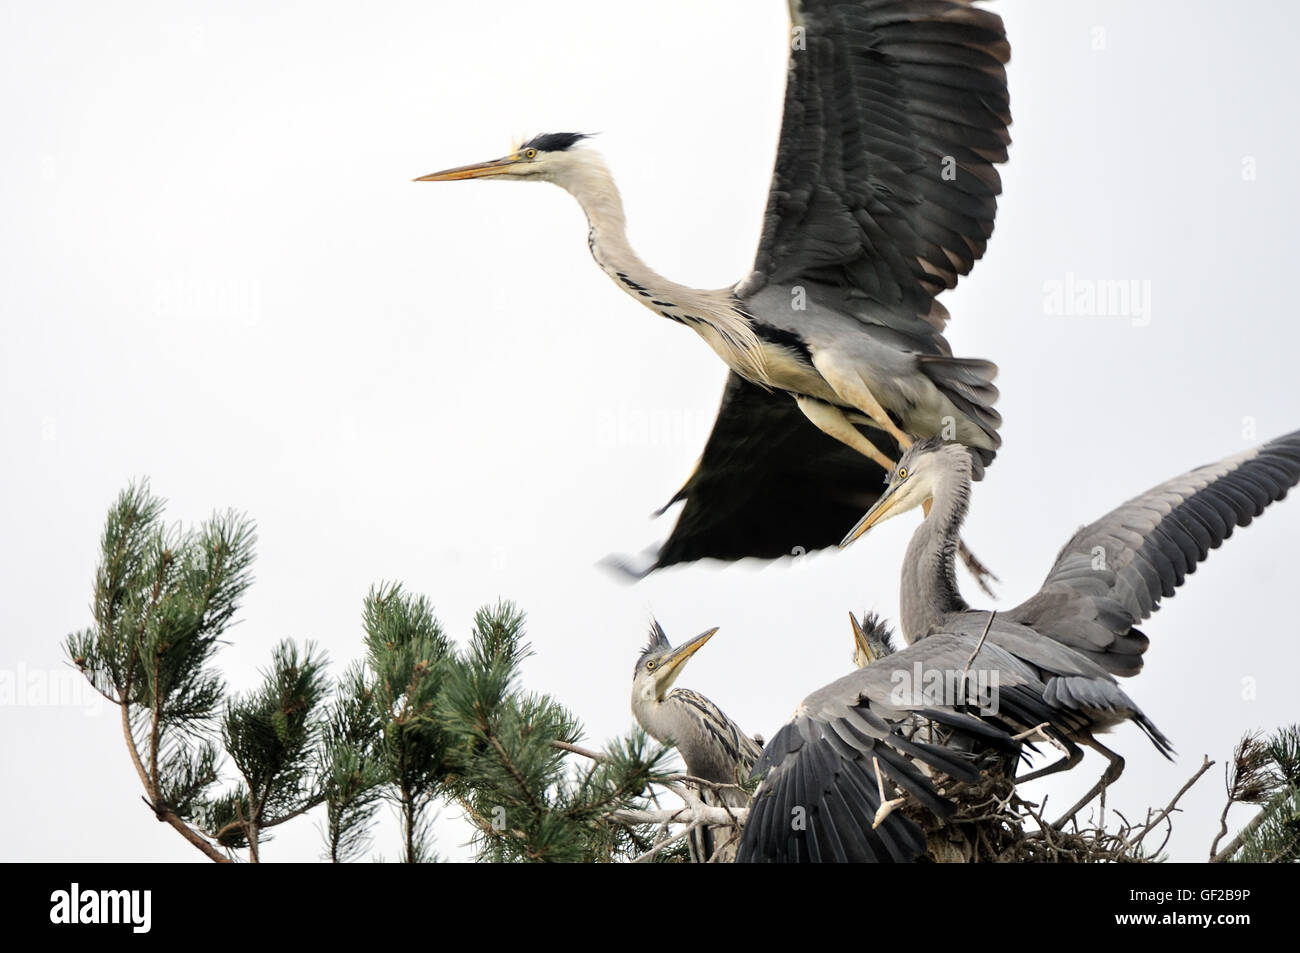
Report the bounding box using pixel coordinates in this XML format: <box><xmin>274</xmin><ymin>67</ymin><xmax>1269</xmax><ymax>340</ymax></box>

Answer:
<box><xmin>614</xmin><ymin>373</ymin><xmax>895</xmax><ymax>574</ymax></box>
<box><xmin>738</xmin><ymin>633</ymin><xmax>1033</xmax><ymax>863</ymax></box>
<box><xmin>740</xmin><ymin>0</ymin><xmax>1011</xmax><ymax>337</ymax></box>
<box><xmin>736</xmin><ymin>716</ymin><xmax>940</xmax><ymax>862</ymax></box>
<box><xmin>1008</xmin><ymin>431</ymin><xmax>1300</xmax><ymax>676</ymax></box>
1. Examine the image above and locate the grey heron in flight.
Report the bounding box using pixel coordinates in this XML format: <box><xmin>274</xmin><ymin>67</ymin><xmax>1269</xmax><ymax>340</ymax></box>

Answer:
<box><xmin>416</xmin><ymin>0</ymin><xmax>1011</xmax><ymax>585</ymax></box>
<box><xmin>840</xmin><ymin>429</ymin><xmax>1300</xmax><ymax>815</ymax></box>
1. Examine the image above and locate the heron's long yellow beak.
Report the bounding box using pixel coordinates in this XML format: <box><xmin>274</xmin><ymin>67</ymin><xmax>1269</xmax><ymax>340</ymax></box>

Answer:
<box><xmin>654</xmin><ymin>627</ymin><xmax>718</xmax><ymax>695</ymax></box>
<box><xmin>840</xmin><ymin>485</ymin><xmax>904</xmax><ymax>547</ymax></box>
<box><xmin>414</xmin><ymin>155</ymin><xmax>520</xmax><ymax>182</ymax></box>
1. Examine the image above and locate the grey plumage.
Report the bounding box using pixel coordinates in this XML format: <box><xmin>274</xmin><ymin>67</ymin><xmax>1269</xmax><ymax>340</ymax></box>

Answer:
<box><xmin>1007</xmin><ymin>432</ymin><xmax>1300</xmax><ymax>675</ymax></box>
<box><xmin>631</xmin><ymin>616</ymin><xmax>1025</xmax><ymax>863</ymax></box>
<box><xmin>744</xmin><ymin>0</ymin><xmax>1011</xmax><ymax>331</ymax></box>
<box><xmin>417</xmin><ymin>0</ymin><xmax>1011</xmax><ymax>578</ymax></box>
<box><xmin>851</xmin><ymin>610</ymin><xmax>898</xmax><ymax>666</ymax></box>
<box><xmin>641</xmin><ymin>0</ymin><xmax>1014</xmax><ymax>570</ymax></box>
<box><xmin>738</xmin><ymin>622</ymin><xmax>1039</xmax><ymax>863</ymax></box>
<box><xmin>631</xmin><ymin>622</ymin><xmax>761</xmax><ymax>862</ymax></box>
<box><xmin>632</xmin><ymin>613</ymin><xmax>1152</xmax><ymax>863</ymax></box>
<box><xmin>841</xmin><ymin>430</ymin><xmax>1300</xmax><ymax>818</ymax></box>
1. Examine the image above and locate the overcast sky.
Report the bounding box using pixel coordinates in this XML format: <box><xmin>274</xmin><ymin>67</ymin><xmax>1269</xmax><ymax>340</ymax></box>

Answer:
<box><xmin>4</xmin><ymin>0</ymin><xmax>1299</xmax><ymax>862</ymax></box>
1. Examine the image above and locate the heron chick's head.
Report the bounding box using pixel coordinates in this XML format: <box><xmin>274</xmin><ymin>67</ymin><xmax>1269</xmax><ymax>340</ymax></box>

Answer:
<box><xmin>631</xmin><ymin>620</ymin><xmax>718</xmax><ymax>707</ymax></box>
<box><xmin>414</xmin><ymin>131</ymin><xmax>597</xmax><ymax>186</ymax></box>
<box><xmin>840</xmin><ymin>437</ymin><xmax>973</xmax><ymax>546</ymax></box>
<box><xmin>850</xmin><ymin>611</ymin><xmax>897</xmax><ymax>668</ymax></box>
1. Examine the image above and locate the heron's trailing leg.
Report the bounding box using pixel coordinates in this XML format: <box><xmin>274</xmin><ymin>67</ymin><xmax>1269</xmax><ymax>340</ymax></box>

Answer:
<box><xmin>795</xmin><ymin>397</ymin><xmax>897</xmax><ymax>472</ymax></box>
<box><xmin>1013</xmin><ymin>733</ymin><xmax>1084</xmax><ymax>786</ymax></box>
<box><xmin>809</xmin><ymin>396</ymin><xmax>1001</xmax><ymax>591</ymax></box>
<box><xmin>1050</xmin><ymin>739</ymin><xmax>1125</xmax><ymax>831</ymax></box>
<box><xmin>812</xmin><ymin>354</ymin><xmax>915</xmax><ymax>452</ymax></box>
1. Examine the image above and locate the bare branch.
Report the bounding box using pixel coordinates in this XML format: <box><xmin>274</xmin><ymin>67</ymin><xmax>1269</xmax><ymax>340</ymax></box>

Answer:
<box><xmin>1122</xmin><ymin>756</ymin><xmax>1214</xmax><ymax>853</ymax></box>
<box><xmin>608</xmin><ymin>803</ymin><xmax>748</xmax><ymax>829</ymax></box>
<box><xmin>550</xmin><ymin>740</ymin><xmax>606</xmax><ymax>762</ymax></box>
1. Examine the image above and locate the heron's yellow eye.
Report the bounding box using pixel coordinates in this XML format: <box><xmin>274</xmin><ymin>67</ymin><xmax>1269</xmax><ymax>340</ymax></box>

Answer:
<box><xmin>523</xmin><ymin>148</ymin><xmax>537</xmax><ymax>159</ymax></box>
<box><xmin>897</xmin><ymin>467</ymin><xmax>908</xmax><ymax>480</ymax></box>
<box><xmin>646</xmin><ymin>660</ymin><xmax>656</xmax><ymax>670</ymax></box>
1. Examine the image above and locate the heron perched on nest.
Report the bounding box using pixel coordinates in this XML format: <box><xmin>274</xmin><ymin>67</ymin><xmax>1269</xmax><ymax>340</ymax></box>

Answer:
<box><xmin>631</xmin><ymin>616</ymin><xmax>1037</xmax><ymax>862</ymax></box>
<box><xmin>840</xmin><ymin>429</ymin><xmax>1300</xmax><ymax>822</ymax></box>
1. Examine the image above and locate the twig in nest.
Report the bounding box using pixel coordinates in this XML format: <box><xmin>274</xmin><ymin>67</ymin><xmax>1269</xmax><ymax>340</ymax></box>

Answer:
<box><xmin>872</xmin><ymin>755</ymin><xmax>907</xmax><ymax>829</ymax></box>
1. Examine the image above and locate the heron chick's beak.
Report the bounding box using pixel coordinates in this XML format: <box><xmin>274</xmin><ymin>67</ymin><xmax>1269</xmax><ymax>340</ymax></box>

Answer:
<box><xmin>414</xmin><ymin>154</ymin><xmax>521</xmax><ymax>182</ymax></box>
<box><xmin>850</xmin><ymin>613</ymin><xmax>880</xmax><ymax>665</ymax></box>
<box><xmin>653</xmin><ymin>627</ymin><xmax>718</xmax><ymax>696</ymax></box>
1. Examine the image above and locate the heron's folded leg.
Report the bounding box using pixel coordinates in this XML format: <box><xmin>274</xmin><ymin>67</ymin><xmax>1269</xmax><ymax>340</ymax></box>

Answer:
<box><xmin>1050</xmin><ymin>739</ymin><xmax>1125</xmax><ymax>831</ymax></box>
<box><xmin>799</xmin><ymin>391</ymin><xmax>999</xmax><ymax>593</ymax></box>
<box><xmin>794</xmin><ymin>396</ymin><xmax>897</xmax><ymax>472</ymax></box>
<box><xmin>810</xmin><ymin>354</ymin><xmax>915</xmax><ymax>450</ymax></box>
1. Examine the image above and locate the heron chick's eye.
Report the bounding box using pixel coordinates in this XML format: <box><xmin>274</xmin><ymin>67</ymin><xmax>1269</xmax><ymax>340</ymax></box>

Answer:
<box><xmin>897</xmin><ymin>467</ymin><xmax>908</xmax><ymax>480</ymax></box>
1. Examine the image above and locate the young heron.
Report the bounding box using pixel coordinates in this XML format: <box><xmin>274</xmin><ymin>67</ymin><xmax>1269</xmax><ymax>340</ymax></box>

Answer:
<box><xmin>850</xmin><ymin>610</ymin><xmax>898</xmax><ymax>668</ymax></box>
<box><xmin>630</xmin><ymin>621</ymin><xmax>761</xmax><ymax>863</ymax></box>
<box><xmin>416</xmin><ymin>0</ymin><xmax>1012</xmax><ymax>585</ymax></box>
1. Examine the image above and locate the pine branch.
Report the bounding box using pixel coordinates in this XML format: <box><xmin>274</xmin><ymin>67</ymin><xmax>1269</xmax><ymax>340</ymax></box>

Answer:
<box><xmin>119</xmin><ymin>693</ymin><xmax>230</xmax><ymax>863</ymax></box>
<box><xmin>1210</xmin><ymin>725</ymin><xmax>1300</xmax><ymax>863</ymax></box>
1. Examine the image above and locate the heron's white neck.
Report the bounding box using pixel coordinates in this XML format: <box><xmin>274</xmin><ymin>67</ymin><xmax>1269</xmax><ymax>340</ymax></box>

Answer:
<box><xmin>553</xmin><ymin>151</ymin><xmax>698</xmax><ymax>301</ymax></box>
<box><xmin>551</xmin><ymin>151</ymin><xmax>767</xmax><ymax>380</ymax></box>
<box><xmin>900</xmin><ymin>468</ymin><xmax>972</xmax><ymax>642</ymax></box>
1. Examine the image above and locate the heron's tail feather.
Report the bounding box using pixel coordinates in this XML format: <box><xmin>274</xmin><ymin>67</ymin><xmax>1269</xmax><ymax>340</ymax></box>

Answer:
<box><xmin>917</xmin><ymin>355</ymin><xmax>1002</xmax><ymax>477</ymax></box>
<box><xmin>1042</xmin><ymin>675</ymin><xmax>1175</xmax><ymax>760</ymax></box>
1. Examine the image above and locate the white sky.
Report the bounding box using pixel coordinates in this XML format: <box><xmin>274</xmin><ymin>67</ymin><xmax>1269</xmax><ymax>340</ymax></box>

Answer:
<box><xmin>3</xmin><ymin>0</ymin><xmax>1299</xmax><ymax>862</ymax></box>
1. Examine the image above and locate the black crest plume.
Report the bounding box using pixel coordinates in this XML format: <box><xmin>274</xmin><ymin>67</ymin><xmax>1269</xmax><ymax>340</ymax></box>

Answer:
<box><xmin>521</xmin><ymin>132</ymin><xmax>591</xmax><ymax>153</ymax></box>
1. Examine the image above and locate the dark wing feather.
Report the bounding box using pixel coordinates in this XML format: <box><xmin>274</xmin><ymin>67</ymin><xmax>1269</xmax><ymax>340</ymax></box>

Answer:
<box><xmin>615</xmin><ymin>372</ymin><xmax>895</xmax><ymax>573</ymax></box>
<box><xmin>742</xmin><ymin>0</ymin><xmax>1011</xmax><ymax>335</ymax></box>
<box><xmin>737</xmin><ymin>633</ymin><xmax>1031</xmax><ymax>864</ymax></box>
<box><xmin>1008</xmin><ymin>431</ymin><xmax>1300</xmax><ymax>676</ymax></box>
<box><xmin>736</xmin><ymin>717</ymin><xmax>928</xmax><ymax>863</ymax></box>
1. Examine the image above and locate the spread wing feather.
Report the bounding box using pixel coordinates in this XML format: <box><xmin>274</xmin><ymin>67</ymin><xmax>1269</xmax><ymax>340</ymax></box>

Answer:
<box><xmin>1008</xmin><ymin>431</ymin><xmax>1300</xmax><ymax>676</ymax></box>
<box><xmin>743</xmin><ymin>0</ymin><xmax>1011</xmax><ymax>341</ymax></box>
